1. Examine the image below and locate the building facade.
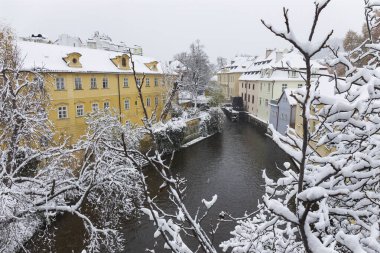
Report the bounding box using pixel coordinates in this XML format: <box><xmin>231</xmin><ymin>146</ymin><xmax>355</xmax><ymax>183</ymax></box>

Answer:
<box><xmin>217</xmin><ymin>56</ymin><xmax>255</xmax><ymax>100</ymax></box>
<box><xmin>269</xmin><ymin>89</ymin><xmax>297</xmax><ymax>134</ymax></box>
<box><xmin>18</xmin><ymin>41</ymin><xmax>165</xmax><ymax>142</ymax></box>
<box><xmin>239</xmin><ymin>49</ymin><xmax>327</xmax><ymax>123</ymax></box>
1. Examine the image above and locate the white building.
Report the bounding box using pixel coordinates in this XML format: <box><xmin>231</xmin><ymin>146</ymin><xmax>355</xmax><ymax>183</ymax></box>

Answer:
<box><xmin>239</xmin><ymin>48</ymin><xmax>327</xmax><ymax>123</ymax></box>
<box><xmin>217</xmin><ymin>56</ymin><xmax>256</xmax><ymax>100</ymax></box>
<box><xmin>54</xmin><ymin>34</ymin><xmax>83</xmax><ymax>47</ymax></box>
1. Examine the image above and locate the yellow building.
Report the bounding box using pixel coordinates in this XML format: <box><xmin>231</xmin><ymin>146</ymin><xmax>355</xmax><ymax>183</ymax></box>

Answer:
<box><xmin>18</xmin><ymin>41</ymin><xmax>165</xmax><ymax>142</ymax></box>
<box><xmin>293</xmin><ymin>77</ymin><xmax>339</xmax><ymax>157</ymax></box>
<box><xmin>217</xmin><ymin>56</ymin><xmax>255</xmax><ymax>100</ymax></box>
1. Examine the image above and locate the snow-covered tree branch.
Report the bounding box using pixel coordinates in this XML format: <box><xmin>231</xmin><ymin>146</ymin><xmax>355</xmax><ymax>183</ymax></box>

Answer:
<box><xmin>223</xmin><ymin>1</ymin><xmax>380</xmax><ymax>252</ymax></box>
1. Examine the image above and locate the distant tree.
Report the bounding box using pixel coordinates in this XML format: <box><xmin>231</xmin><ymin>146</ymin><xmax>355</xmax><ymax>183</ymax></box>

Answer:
<box><xmin>343</xmin><ymin>30</ymin><xmax>364</xmax><ymax>52</ymax></box>
<box><xmin>216</xmin><ymin>56</ymin><xmax>227</xmax><ymax>70</ymax></box>
<box><xmin>174</xmin><ymin>40</ymin><xmax>213</xmax><ymax>108</ymax></box>
<box><xmin>206</xmin><ymin>79</ymin><xmax>225</xmax><ymax>107</ymax></box>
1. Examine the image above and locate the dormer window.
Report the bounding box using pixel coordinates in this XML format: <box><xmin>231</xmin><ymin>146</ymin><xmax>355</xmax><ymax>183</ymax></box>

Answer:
<box><xmin>111</xmin><ymin>54</ymin><xmax>130</xmax><ymax>70</ymax></box>
<box><xmin>145</xmin><ymin>61</ymin><xmax>159</xmax><ymax>71</ymax></box>
<box><xmin>63</xmin><ymin>52</ymin><xmax>82</xmax><ymax>68</ymax></box>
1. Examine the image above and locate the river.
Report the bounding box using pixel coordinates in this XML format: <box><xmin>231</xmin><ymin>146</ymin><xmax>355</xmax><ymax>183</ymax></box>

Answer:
<box><xmin>26</xmin><ymin>120</ymin><xmax>291</xmax><ymax>252</ymax></box>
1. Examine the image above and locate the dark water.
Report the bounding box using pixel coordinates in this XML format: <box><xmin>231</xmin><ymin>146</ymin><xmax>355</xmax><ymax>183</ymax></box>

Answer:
<box><xmin>27</xmin><ymin>121</ymin><xmax>291</xmax><ymax>252</ymax></box>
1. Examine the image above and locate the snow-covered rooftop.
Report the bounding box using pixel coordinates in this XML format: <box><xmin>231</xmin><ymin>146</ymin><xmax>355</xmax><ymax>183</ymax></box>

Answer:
<box><xmin>239</xmin><ymin>49</ymin><xmax>327</xmax><ymax>81</ymax></box>
<box><xmin>283</xmin><ymin>89</ymin><xmax>297</xmax><ymax>106</ymax></box>
<box><xmin>17</xmin><ymin>41</ymin><xmax>163</xmax><ymax>74</ymax></box>
<box><xmin>218</xmin><ymin>56</ymin><xmax>256</xmax><ymax>74</ymax></box>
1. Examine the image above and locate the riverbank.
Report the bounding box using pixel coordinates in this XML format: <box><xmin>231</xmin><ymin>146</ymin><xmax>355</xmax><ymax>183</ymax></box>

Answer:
<box><xmin>26</xmin><ymin>120</ymin><xmax>291</xmax><ymax>252</ymax></box>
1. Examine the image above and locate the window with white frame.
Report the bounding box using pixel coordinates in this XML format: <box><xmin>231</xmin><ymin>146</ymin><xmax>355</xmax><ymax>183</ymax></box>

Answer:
<box><xmin>102</xmin><ymin>77</ymin><xmax>109</xmax><ymax>88</ymax></box>
<box><xmin>289</xmin><ymin>71</ymin><xmax>298</xmax><ymax>78</ymax></box>
<box><xmin>282</xmin><ymin>83</ymin><xmax>287</xmax><ymax>92</ymax></box>
<box><xmin>123</xmin><ymin>77</ymin><xmax>129</xmax><ymax>87</ymax></box>
<box><xmin>124</xmin><ymin>99</ymin><xmax>130</xmax><ymax>110</ymax></box>
<box><xmin>76</xmin><ymin>104</ymin><xmax>84</xmax><ymax>117</ymax></box>
<box><xmin>155</xmin><ymin>96</ymin><xmax>159</xmax><ymax>106</ymax></box>
<box><xmin>104</xmin><ymin>101</ymin><xmax>110</xmax><ymax>109</ymax></box>
<box><xmin>56</xmin><ymin>77</ymin><xmax>65</xmax><ymax>90</ymax></box>
<box><xmin>154</xmin><ymin>78</ymin><xmax>159</xmax><ymax>86</ymax></box>
<box><xmin>265</xmin><ymin>99</ymin><xmax>269</xmax><ymax>107</ymax></box>
<box><xmin>146</xmin><ymin>78</ymin><xmax>150</xmax><ymax>87</ymax></box>
<box><xmin>298</xmin><ymin>83</ymin><xmax>303</xmax><ymax>88</ymax></box>
<box><xmin>90</xmin><ymin>77</ymin><xmax>97</xmax><ymax>89</ymax></box>
<box><xmin>146</xmin><ymin>97</ymin><xmax>151</xmax><ymax>107</ymax></box>
<box><xmin>58</xmin><ymin>106</ymin><xmax>67</xmax><ymax>119</ymax></box>
<box><xmin>136</xmin><ymin>78</ymin><xmax>141</xmax><ymax>86</ymax></box>
<box><xmin>74</xmin><ymin>77</ymin><xmax>82</xmax><ymax>90</ymax></box>
<box><xmin>92</xmin><ymin>103</ymin><xmax>99</xmax><ymax>112</ymax></box>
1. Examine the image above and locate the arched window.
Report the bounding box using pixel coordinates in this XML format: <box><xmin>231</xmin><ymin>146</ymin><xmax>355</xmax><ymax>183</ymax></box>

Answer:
<box><xmin>122</xmin><ymin>57</ymin><xmax>127</xmax><ymax>67</ymax></box>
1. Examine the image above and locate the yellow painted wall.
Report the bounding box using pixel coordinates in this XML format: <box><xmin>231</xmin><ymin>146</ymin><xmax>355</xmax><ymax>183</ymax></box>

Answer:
<box><xmin>294</xmin><ymin>103</ymin><xmax>333</xmax><ymax>157</ymax></box>
<box><xmin>217</xmin><ymin>72</ymin><xmax>243</xmax><ymax>100</ymax></box>
<box><xmin>43</xmin><ymin>72</ymin><xmax>165</xmax><ymax>143</ymax></box>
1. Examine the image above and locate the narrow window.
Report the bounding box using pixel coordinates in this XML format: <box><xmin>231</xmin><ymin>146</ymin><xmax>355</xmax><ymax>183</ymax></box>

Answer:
<box><xmin>122</xmin><ymin>57</ymin><xmax>127</xmax><ymax>67</ymax></box>
<box><xmin>123</xmin><ymin>77</ymin><xmax>129</xmax><ymax>87</ymax></box>
<box><xmin>298</xmin><ymin>83</ymin><xmax>303</xmax><ymax>88</ymax></box>
<box><xmin>154</xmin><ymin>78</ymin><xmax>159</xmax><ymax>86</ymax></box>
<box><xmin>56</xmin><ymin>77</ymin><xmax>65</xmax><ymax>90</ymax></box>
<box><xmin>146</xmin><ymin>97</ymin><xmax>151</xmax><ymax>107</ymax></box>
<box><xmin>74</xmin><ymin>77</ymin><xmax>82</xmax><ymax>90</ymax></box>
<box><xmin>146</xmin><ymin>78</ymin><xmax>150</xmax><ymax>87</ymax></box>
<box><xmin>90</xmin><ymin>77</ymin><xmax>97</xmax><ymax>89</ymax></box>
<box><xmin>267</xmin><ymin>83</ymin><xmax>270</xmax><ymax>93</ymax></box>
<box><xmin>102</xmin><ymin>77</ymin><xmax>109</xmax><ymax>88</ymax></box>
<box><xmin>155</xmin><ymin>96</ymin><xmax>159</xmax><ymax>106</ymax></box>
<box><xmin>92</xmin><ymin>103</ymin><xmax>99</xmax><ymax>112</ymax></box>
<box><xmin>136</xmin><ymin>78</ymin><xmax>141</xmax><ymax>86</ymax></box>
<box><xmin>124</xmin><ymin>99</ymin><xmax>130</xmax><ymax>110</ymax></box>
<box><xmin>282</xmin><ymin>83</ymin><xmax>287</xmax><ymax>92</ymax></box>
<box><xmin>104</xmin><ymin>101</ymin><xmax>110</xmax><ymax>109</ymax></box>
<box><xmin>76</xmin><ymin>104</ymin><xmax>84</xmax><ymax>117</ymax></box>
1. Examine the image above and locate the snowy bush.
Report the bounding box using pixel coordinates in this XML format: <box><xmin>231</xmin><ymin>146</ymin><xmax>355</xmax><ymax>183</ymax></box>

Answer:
<box><xmin>153</xmin><ymin>119</ymin><xmax>187</xmax><ymax>153</ymax></box>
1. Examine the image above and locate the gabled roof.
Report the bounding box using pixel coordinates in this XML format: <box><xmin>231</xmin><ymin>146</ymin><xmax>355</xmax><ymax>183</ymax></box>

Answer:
<box><xmin>218</xmin><ymin>56</ymin><xmax>256</xmax><ymax>74</ymax></box>
<box><xmin>17</xmin><ymin>41</ymin><xmax>163</xmax><ymax>74</ymax></box>
<box><xmin>239</xmin><ymin>49</ymin><xmax>327</xmax><ymax>81</ymax></box>
<box><xmin>283</xmin><ymin>88</ymin><xmax>297</xmax><ymax>106</ymax></box>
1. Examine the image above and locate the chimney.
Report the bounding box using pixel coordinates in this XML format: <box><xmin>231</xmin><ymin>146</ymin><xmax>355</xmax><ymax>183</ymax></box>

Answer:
<box><xmin>266</xmin><ymin>48</ymin><xmax>274</xmax><ymax>58</ymax></box>
<box><xmin>276</xmin><ymin>50</ymin><xmax>284</xmax><ymax>62</ymax></box>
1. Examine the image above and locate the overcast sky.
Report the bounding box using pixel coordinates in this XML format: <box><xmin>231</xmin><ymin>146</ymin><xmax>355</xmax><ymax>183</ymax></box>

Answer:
<box><xmin>0</xmin><ymin>0</ymin><xmax>365</xmax><ymax>62</ymax></box>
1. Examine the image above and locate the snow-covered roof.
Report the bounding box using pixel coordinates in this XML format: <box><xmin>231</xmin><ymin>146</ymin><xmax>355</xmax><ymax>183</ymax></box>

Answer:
<box><xmin>239</xmin><ymin>49</ymin><xmax>327</xmax><ymax>81</ymax></box>
<box><xmin>283</xmin><ymin>89</ymin><xmax>297</xmax><ymax>106</ymax></box>
<box><xmin>164</xmin><ymin>60</ymin><xmax>185</xmax><ymax>75</ymax></box>
<box><xmin>17</xmin><ymin>41</ymin><xmax>163</xmax><ymax>74</ymax></box>
<box><xmin>218</xmin><ymin>56</ymin><xmax>256</xmax><ymax>74</ymax></box>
